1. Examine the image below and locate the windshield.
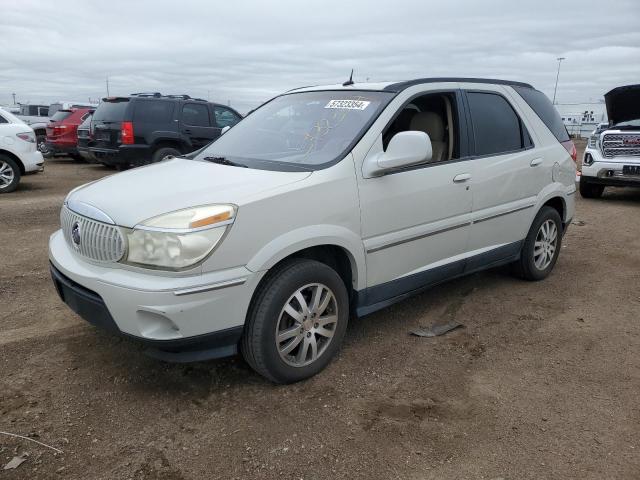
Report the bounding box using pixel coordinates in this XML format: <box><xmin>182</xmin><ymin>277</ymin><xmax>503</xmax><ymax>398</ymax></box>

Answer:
<box><xmin>193</xmin><ymin>90</ymin><xmax>394</xmax><ymax>170</ymax></box>
<box><xmin>612</xmin><ymin>119</ymin><xmax>640</xmax><ymax>129</ymax></box>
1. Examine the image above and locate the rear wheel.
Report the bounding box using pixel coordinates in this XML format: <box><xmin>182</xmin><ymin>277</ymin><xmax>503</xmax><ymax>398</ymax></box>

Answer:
<box><xmin>242</xmin><ymin>259</ymin><xmax>349</xmax><ymax>384</ymax></box>
<box><xmin>0</xmin><ymin>155</ymin><xmax>20</xmax><ymax>193</ymax></box>
<box><xmin>152</xmin><ymin>147</ymin><xmax>181</xmax><ymax>164</ymax></box>
<box><xmin>579</xmin><ymin>178</ymin><xmax>604</xmax><ymax>198</ymax></box>
<box><xmin>513</xmin><ymin>206</ymin><xmax>562</xmax><ymax>281</ymax></box>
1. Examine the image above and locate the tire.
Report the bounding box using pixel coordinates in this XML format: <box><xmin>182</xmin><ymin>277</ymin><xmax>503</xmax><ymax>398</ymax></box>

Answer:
<box><xmin>152</xmin><ymin>147</ymin><xmax>181</xmax><ymax>164</ymax></box>
<box><xmin>579</xmin><ymin>178</ymin><xmax>604</xmax><ymax>198</ymax></box>
<box><xmin>242</xmin><ymin>259</ymin><xmax>349</xmax><ymax>384</ymax></box>
<box><xmin>0</xmin><ymin>155</ymin><xmax>21</xmax><ymax>193</ymax></box>
<box><xmin>513</xmin><ymin>206</ymin><xmax>563</xmax><ymax>281</ymax></box>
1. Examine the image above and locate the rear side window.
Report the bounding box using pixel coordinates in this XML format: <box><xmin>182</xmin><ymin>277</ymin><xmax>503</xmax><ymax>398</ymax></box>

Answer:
<box><xmin>513</xmin><ymin>86</ymin><xmax>569</xmax><ymax>142</ymax></box>
<box><xmin>467</xmin><ymin>92</ymin><xmax>530</xmax><ymax>156</ymax></box>
<box><xmin>214</xmin><ymin>106</ymin><xmax>241</xmax><ymax>128</ymax></box>
<box><xmin>51</xmin><ymin>111</ymin><xmax>72</xmax><ymax>122</ymax></box>
<box><xmin>133</xmin><ymin>100</ymin><xmax>174</xmax><ymax>123</ymax></box>
<box><xmin>93</xmin><ymin>100</ymin><xmax>129</xmax><ymax>122</ymax></box>
<box><xmin>182</xmin><ymin>104</ymin><xmax>210</xmax><ymax>127</ymax></box>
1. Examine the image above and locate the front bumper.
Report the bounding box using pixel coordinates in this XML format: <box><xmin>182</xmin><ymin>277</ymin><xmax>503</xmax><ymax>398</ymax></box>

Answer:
<box><xmin>581</xmin><ymin>148</ymin><xmax>640</xmax><ymax>186</ymax></box>
<box><xmin>49</xmin><ymin>230</ymin><xmax>264</xmax><ymax>361</ymax></box>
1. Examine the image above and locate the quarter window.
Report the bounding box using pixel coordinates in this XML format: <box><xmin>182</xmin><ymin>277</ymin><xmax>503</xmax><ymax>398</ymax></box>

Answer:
<box><xmin>182</xmin><ymin>104</ymin><xmax>210</xmax><ymax>127</ymax></box>
<box><xmin>0</xmin><ymin>114</ymin><xmax>7</xmax><ymax>123</ymax></box>
<box><xmin>214</xmin><ymin>106</ymin><xmax>241</xmax><ymax>128</ymax></box>
<box><xmin>467</xmin><ymin>92</ymin><xmax>530</xmax><ymax>156</ymax></box>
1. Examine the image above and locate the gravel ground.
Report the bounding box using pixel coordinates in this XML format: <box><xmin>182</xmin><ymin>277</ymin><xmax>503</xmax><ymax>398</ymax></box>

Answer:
<box><xmin>1</xmin><ymin>143</ymin><xmax>639</xmax><ymax>479</ymax></box>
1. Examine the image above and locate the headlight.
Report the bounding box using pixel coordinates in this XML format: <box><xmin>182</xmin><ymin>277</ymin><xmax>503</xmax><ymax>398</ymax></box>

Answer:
<box><xmin>123</xmin><ymin>204</ymin><xmax>236</xmax><ymax>270</ymax></box>
<box><xmin>588</xmin><ymin>135</ymin><xmax>599</xmax><ymax>149</ymax></box>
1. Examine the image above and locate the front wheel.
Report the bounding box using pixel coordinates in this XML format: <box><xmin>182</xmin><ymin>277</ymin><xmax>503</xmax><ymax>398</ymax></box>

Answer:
<box><xmin>242</xmin><ymin>259</ymin><xmax>349</xmax><ymax>384</ymax></box>
<box><xmin>513</xmin><ymin>206</ymin><xmax>563</xmax><ymax>281</ymax></box>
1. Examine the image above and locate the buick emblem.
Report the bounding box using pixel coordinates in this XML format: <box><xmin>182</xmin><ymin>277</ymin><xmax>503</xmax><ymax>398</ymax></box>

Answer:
<box><xmin>71</xmin><ymin>221</ymin><xmax>81</xmax><ymax>246</ymax></box>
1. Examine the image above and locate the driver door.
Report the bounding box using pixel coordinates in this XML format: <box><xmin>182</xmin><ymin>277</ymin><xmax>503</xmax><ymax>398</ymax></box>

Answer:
<box><xmin>356</xmin><ymin>89</ymin><xmax>473</xmax><ymax>308</ymax></box>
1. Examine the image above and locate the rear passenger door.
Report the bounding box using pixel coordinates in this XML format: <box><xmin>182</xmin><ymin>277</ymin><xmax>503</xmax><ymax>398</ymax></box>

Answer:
<box><xmin>462</xmin><ymin>84</ymin><xmax>547</xmax><ymax>264</ymax></box>
<box><xmin>181</xmin><ymin>103</ymin><xmax>219</xmax><ymax>149</ymax></box>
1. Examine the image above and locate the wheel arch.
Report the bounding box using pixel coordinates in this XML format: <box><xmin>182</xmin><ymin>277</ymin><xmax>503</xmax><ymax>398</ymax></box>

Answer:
<box><xmin>245</xmin><ymin>227</ymin><xmax>366</xmax><ymax>292</ymax></box>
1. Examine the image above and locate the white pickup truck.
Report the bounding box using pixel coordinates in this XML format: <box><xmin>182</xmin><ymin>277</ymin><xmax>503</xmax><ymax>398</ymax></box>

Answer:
<box><xmin>580</xmin><ymin>84</ymin><xmax>640</xmax><ymax>197</ymax></box>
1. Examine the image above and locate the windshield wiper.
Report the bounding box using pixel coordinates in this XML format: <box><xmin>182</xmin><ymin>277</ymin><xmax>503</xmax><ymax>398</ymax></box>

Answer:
<box><xmin>203</xmin><ymin>156</ymin><xmax>248</xmax><ymax>168</ymax></box>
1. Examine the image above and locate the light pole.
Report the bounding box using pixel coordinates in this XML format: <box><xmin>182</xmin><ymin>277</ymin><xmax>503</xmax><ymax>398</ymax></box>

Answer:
<box><xmin>552</xmin><ymin>57</ymin><xmax>565</xmax><ymax>104</ymax></box>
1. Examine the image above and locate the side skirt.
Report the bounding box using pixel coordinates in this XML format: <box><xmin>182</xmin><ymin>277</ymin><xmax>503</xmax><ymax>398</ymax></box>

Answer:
<box><xmin>355</xmin><ymin>240</ymin><xmax>523</xmax><ymax>317</ymax></box>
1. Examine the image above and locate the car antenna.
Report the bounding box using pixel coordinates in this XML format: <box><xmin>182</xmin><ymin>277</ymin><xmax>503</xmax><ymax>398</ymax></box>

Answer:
<box><xmin>342</xmin><ymin>69</ymin><xmax>354</xmax><ymax>87</ymax></box>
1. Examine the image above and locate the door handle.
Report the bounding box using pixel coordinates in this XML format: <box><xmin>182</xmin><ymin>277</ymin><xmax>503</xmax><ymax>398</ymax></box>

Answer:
<box><xmin>530</xmin><ymin>158</ymin><xmax>543</xmax><ymax>167</ymax></box>
<box><xmin>453</xmin><ymin>173</ymin><xmax>471</xmax><ymax>183</ymax></box>
<box><xmin>183</xmin><ymin>129</ymin><xmax>192</xmax><ymax>134</ymax></box>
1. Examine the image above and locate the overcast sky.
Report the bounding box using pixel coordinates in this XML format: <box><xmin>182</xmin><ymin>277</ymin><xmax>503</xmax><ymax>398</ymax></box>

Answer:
<box><xmin>2</xmin><ymin>0</ymin><xmax>639</xmax><ymax>112</ymax></box>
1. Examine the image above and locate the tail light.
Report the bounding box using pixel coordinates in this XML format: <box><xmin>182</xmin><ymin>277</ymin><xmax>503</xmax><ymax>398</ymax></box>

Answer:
<box><xmin>562</xmin><ymin>140</ymin><xmax>577</xmax><ymax>163</ymax></box>
<box><xmin>16</xmin><ymin>132</ymin><xmax>36</xmax><ymax>143</ymax></box>
<box><xmin>121</xmin><ymin>121</ymin><xmax>134</xmax><ymax>144</ymax></box>
<box><xmin>50</xmin><ymin>125</ymin><xmax>67</xmax><ymax>136</ymax></box>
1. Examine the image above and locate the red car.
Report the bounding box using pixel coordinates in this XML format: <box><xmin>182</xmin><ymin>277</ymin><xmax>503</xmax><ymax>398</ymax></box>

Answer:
<box><xmin>44</xmin><ymin>108</ymin><xmax>93</xmax><ymax>158</ymax></box>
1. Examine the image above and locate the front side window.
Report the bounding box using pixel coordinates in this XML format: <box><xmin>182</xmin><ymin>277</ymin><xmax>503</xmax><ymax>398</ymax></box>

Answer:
<box><xmin>182</xmin><ymin>104</ymin><xmax>210</xmax><ymax>127</ymax></box>
<box><xmin>467</xmin><ymin>92</ymin><xmax>530</xmax><ymax>156</ymax></box>
<box><xmin>194</xmin><ymin>90</ymin><xmax>394</xmax><ymax>170</ymax></box>
<box><xmin>214</xmin><ymin>106</ymin><xmax>241</xmax><ymax>128</ymax></box>
<box><xmin>382</xmin><ymin>92</ymin><xmax>460</xmax><ymax>162</ymax></box>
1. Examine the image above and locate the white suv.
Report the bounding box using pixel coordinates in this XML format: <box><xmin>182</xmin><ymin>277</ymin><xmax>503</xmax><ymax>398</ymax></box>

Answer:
<box><xmin>580</xmin><ymin>84</ymin><xmax>640</xmax><ymax>198</ymax></box>
<box><xmin>0</xmin><ymin>107</ymin><xmax>45</xmax><ymax>193</ymax></box>
<box><xmin>49</xmin><ymin>78</ymin><xmax>576</xmax><ymax>383</ymax></box>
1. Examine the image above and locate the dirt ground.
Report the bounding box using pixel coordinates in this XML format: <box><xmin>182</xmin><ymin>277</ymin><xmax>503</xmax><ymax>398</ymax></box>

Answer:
<box><xmin>1</xmin><ymin>141</ymin><xmax>639</xmax><ymax>479</ymax></box>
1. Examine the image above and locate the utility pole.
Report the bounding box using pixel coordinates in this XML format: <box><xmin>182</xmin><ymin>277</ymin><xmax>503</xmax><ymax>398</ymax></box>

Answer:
<box><xmin>106</xmin><ymin>76</ymin><xmax>110</xmax><ymax>96</ymax></box>
<box><xmin>12</xmin><ymin>93</ymin><xmax>16</xmax><ymax>105</ymax></box>
<box><xmin>552</xmin><ymin>57</ymin><xmax>565</xmax><ymax>104</ymax></box>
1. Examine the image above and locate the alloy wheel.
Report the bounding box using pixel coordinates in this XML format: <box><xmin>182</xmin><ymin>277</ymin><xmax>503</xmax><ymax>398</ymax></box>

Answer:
<box><xmin>275</xmin><ymin>283</ymin><xmax>338</xmax><ymax>367</ymax></box>
<box><xmin>533</xmin><ymin>219</ymin><xmax>558</xmax><ymax>270</ymax></box>
<box><xmin>0</xmin><ymin>160</ymin><xmax>15</xmax><ymax>189</ymax></box>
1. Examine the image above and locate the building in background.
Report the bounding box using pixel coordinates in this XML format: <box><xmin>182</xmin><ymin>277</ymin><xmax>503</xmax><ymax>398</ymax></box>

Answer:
<box><xmin>555</xmin><ymin>101</ymin><xmax>607</xmax><ymax>138</ymax></box>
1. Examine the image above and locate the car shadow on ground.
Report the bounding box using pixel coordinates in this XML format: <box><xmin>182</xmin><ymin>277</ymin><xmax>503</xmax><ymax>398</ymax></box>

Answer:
<box><xmin>60</xmin><ymin>265</ymin><xmax>516</xmax><ymax>399</ymax></box>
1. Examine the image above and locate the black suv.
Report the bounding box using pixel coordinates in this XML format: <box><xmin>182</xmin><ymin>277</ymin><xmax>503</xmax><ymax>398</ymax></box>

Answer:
<box><xmin>89</xmin><ymin>93</ymin><xmax>242</xmax><ymax>168</ymax></box>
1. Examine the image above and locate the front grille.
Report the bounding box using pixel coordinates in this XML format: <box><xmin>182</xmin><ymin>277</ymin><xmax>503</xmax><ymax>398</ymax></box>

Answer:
<box><xmin>60</xmin><ymin>206</ymin><xmax>125</xmax><ymax>262</ymax></box>
<box><xmin>602</xmin><ymin>133</ymin><xmax>640</xmax><ymax>158</ymax></box>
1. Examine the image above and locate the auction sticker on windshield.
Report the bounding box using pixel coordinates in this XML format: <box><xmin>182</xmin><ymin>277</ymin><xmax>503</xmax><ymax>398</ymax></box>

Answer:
<box><xmin>325</xmin><ymin>99</ymin><xmax>371</xmax><ymax>110</ymax></box>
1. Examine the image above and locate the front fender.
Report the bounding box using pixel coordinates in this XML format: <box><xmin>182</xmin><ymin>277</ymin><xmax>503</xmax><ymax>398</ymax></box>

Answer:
<box><xmin>245</xmin><ymin>224</ymin><xmax>367</xmax><ymax>291</ymax></box>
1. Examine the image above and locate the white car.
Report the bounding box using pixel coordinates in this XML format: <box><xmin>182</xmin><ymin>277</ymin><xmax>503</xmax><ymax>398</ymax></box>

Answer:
<box><xmin>49</xmin><ymin>78</ymin><xmax>576</xmax><ymax>383</ymax></box>
<box><xmin>580</xmin><ymin>84</ymin><xmax>640</xmax><ymax>198</ymax></box>
<box><xmin>0</xmin><ymin>107</ymin><xmax>45</xmax><ymax>193</ymax></box>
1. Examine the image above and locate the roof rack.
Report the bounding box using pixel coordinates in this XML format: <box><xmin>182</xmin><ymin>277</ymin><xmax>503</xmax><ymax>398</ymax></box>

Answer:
<box><xmin>130</xmin><ymin>92</ymin><xmax>163</xmax><ymax>97</ymax></box>
<box><xmin>129</xmin><ymin>93</ymin><xmax>209</xmax><ymax>102</ymax></box>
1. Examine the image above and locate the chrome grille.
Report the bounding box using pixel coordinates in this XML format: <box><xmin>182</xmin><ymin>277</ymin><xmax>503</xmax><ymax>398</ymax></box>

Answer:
<box><xmin>60</xmin><ymin>206</ymin><xmax>125</xmax><ymax>262</ymax></box>
<box><xmin>602</xmin><ymin>133</ymin><xmax>640</xmax><ymax>158</ymax></box>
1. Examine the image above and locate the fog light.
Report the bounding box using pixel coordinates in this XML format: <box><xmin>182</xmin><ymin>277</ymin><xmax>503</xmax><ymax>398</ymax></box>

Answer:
<box><xmin>583</xmin><ymin>153</ymin><xmax>594</xmax><ymax>166</ymax></box>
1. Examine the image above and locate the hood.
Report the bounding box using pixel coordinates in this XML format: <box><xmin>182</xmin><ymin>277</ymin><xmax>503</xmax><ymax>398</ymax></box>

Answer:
<box><xmin>68</xmin><ymin>158</ymin><xmax>311</xmax><ymax>227</ymax></box>
<box><xmin>605</xmin><ymin>84</ymin><xmax>640</xmax><ymax>126</ymax></box>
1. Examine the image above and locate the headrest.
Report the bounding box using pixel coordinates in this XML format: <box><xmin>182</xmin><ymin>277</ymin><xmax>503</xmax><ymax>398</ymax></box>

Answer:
<box><xmin>410</xmin><ymin>112</ymin><xmax>445</xmax><ymax>141</ymax></box>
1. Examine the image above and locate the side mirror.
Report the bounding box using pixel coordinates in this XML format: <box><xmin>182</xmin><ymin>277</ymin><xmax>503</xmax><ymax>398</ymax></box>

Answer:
<box><xmin>221</xmin><ymin>126</ymin><xmax>231</xmax><ymax>135</ymax></box>
<box><xmin>363</xmin><ymin>131</ymin><xmax>432</xmax><ymax>177</ymax></box>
